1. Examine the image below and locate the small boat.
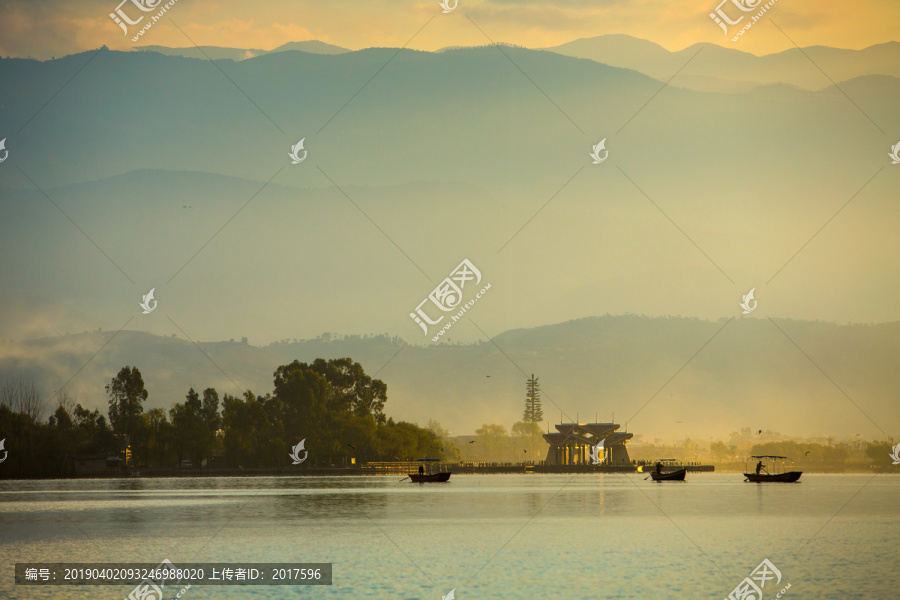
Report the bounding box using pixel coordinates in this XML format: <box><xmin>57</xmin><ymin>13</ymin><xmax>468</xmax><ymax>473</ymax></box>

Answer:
<box><xmin>744</xmin><ymin>455</ymin><xmax>802</xmax><ymax>483</ymax></box>
<box><xmin>409</xmin><ymin>472</ymin><xmax>451</xmax><ymax>483</ymax></box>
<box><xmin>648</xmin><ymin>459</ymin><xmax>687</xmax><ymax>481</ymax></box>
<box><xmin>745</xmin><ymin>471</ymin><xmax>801</xmax><ymax>482</ymax></box>
<box><xmin>650</xmin><ymin>468</ymin><xmax>686</xmax><ymax>481</ymax></box>
<box><xmin>407</xmin><ymin>458</ymin><xmax>451</xmax><ymax>483</ymax></box>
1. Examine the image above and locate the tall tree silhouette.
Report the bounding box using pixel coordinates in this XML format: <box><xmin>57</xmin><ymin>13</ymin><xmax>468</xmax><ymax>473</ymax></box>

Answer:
<box><xmin>106</xmin><ymin>366</ymin><xmax>148</xmax><ymax>439</ymax></box>
<box><xmin>523</xmin><ymin>374</ymin><xmax>543</xmax><ymax>423</ymax></box>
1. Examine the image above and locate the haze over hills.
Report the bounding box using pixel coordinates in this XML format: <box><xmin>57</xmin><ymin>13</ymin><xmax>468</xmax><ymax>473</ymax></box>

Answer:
<box><xmin>134</xmin><ymin>40</ymin><xmax>351</xmax><ymax>61</ymax></box>
<box><xmin>0</xmin><ymin>37</ymin><xmax>897</xmax><ymax>408</ymax></box>
<box><xmin>1</xmin><ymin>316</ymin><xmax>897</xmax><ymax>440</ymax></box>
<box><xmin>131</xmin><ymin>35</ymin><xmax>900</xmax><ymax>93</ymax></box>
<box><xmin>545</xmin><ymin>35</ymin><xmax>900</xmax><ymax>92</ymax></box>
<box><xmin>0</xmin><ymin>42</ymin><xmax>897</xmax><ymax>344</ymax></box>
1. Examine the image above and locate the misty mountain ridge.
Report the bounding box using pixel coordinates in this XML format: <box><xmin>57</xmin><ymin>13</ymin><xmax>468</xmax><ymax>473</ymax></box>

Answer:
<box><xmin>133</xmin><ymin>40</ymin><xmax>351</xmax><ymax>61</ymax></box>
<box><xmin>127</xmin><ymin>34</ymin><xmax>900</xmax><ymax>93</ymax></box>
<box><xmin>1</xmin><ymin>316</ymin><xmax>897</xmax><ymax>440</ymax></box>
<box><xmin>1</xmin><ymin>35</ymin><xmax>897</xmax><ymax>373</ymax></box>
<box><xmin>546</xmin><ymin>35</ymin><xmax>900</xmax><ymax>92</ymax></box>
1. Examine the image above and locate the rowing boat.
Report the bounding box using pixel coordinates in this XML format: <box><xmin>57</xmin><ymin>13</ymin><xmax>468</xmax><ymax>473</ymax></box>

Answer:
<box><xmin>408</xmin><ymin>472</ymin><xmax>451</xmax><ymax>483</ymax></box>
<box><xmin>650</xmin><ymin>468</ymin><xmax>686</xmax><ymax>481</ymax></box>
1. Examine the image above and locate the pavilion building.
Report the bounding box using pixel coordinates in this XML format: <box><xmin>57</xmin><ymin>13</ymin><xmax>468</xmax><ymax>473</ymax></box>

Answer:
<box><xmin>542</xmin><ymin>422</ymin><xmax>633</xmax><ymax>466</ymax></box>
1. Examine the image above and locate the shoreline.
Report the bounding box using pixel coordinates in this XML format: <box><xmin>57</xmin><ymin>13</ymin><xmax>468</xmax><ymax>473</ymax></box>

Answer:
<box><xmin>3</xmin><ymin>464</ymin><xmax>894</xmax><ymax>480</ymax></box>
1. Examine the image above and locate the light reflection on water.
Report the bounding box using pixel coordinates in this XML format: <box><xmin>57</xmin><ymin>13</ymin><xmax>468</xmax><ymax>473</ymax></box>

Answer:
<box><xmin>1</xmin><ymin>474</ymin><xmax>897</xmax><ymax>599</ymax></box>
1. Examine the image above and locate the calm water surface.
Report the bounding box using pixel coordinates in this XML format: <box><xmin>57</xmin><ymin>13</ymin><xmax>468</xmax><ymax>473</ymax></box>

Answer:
<box><xmin>1</xmin><ymin>474</ymin><xmax>897</xmax><ymax>599</ymax></box>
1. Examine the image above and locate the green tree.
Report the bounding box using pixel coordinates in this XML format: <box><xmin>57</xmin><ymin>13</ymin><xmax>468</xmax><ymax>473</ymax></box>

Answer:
<box><xmin>426</xmin><ymin>419</ymin><xmax>460</xmax><ymax>462</ymax></box>
<box><xmin>865</xmin><ymin>440</ymin><xmax>895</xmax><ymax>466</ymax></box>
<box><xmin>143</xmin><ymin>408</ymin><xmax>174</xmax><ymax>467</ymax></box>
<box><xmin>201</xmin><ymin>387</ymin><xmax>222</xmax><ymax>459</ymax></box>
<box><xmin>201</xmin><ymin>388</ymin><xmax>221</xmax><ymax>432</ymax></box>
<box><xmin>523</xmin><ymin>374</ymin><xmax>543</xmax><ymax>423</ymax></box>
<box><xmin>222</xmin><ymin>390</ymin><xmax>285</xmax><ymax>467</ymax></box>
<box><xmin>106</xmin><ymin>366</ymin><xmax>148</xmax><ymax>439</ymax></box>
<box><xmin>475</xmin><ymin>423</ymin><xmax>510</xmax><ymax>462</ymax></box>
<box><xmin>170</xmin><ymin>388</ymin><xmax>211</xmax><ymax>467</ymax></box>
<box><xmin>710</xmin><ymin>441</ymin><xmax>736</xmax><ymax>461</ymax></box>
<box><xmin>512</xmin><ymin>420</ymin><xmax>545</xmax><ymax>460</ymax></box>
<box><xmin>379</xmin><ymin>419</ymin><xmax>442</xmax><ymax>461</ymax></box>
<box><xmin>273</xmin><ymin>360</ymin><xmax>332</xmax><ymax>448</ymax></box>
<box><xmin>310</xmin><ymin>358</ymin><xmax>388</xmax><ymax>424</ymax></box>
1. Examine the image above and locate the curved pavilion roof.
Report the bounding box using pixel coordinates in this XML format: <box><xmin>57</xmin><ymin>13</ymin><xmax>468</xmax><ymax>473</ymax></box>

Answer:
<box><xmin>542</xmin><ymin>422</ymin><xmax>632</xmax><ymax>447</ymax></box>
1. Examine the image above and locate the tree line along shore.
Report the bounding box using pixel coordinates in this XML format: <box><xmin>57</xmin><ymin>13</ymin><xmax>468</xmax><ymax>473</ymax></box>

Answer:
<box><xmin>0</xmin><ymin>361</ymin><xmax>895</xmax><ymax>478</ymax></box>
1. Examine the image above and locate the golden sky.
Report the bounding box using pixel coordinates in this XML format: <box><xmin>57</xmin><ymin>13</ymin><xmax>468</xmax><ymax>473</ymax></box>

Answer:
<box><xmin>1</xmin><ymin>0</ymin><xmax>898</xmax><ymax>60</ymax></box>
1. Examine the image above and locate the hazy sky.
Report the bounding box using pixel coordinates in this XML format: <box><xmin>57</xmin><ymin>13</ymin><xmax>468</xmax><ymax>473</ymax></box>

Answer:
<box><xmin>2</xmin><ymin>0</ymin><xmax>899</xmax><ymax>60</ymax></box>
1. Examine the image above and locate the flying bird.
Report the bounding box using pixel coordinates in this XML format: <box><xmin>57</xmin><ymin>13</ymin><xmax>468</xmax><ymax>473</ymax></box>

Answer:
<box><xmin>805</xmin><ymin>451</ymin><xmax>810</xmax><ymax>456</ymax></box>
<box><xmin>469</xmin><ymin>440</ymin><xmax>476</xmax><ymax>444</ymax></box>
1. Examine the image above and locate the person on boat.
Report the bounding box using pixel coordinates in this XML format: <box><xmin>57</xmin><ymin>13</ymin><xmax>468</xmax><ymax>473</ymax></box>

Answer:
<box><xmin>655</xmin><ymin>461</ymin><xmax>662</xmax><ymax>475</ymax></box>
<box><xmin>755</xmin><ymin>460</ymin><xmax>764</xmax><ymax>475</ymax></box>
<box><xmin>418</xmin><ymin>465</ymin><xmax>425</xmax><ymax>476</ymax></box>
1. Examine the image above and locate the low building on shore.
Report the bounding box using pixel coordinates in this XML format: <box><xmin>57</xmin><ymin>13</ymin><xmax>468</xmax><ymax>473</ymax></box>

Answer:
<box><xmin>543</xmin><ymin>422</ymin><xmax>633</xmax><ymax>466</ymax></box>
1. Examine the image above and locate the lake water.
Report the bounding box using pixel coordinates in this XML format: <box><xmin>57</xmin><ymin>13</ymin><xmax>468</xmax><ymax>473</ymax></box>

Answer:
<box><xmin>1</xmin><ymin>474</ymin><xmax>897</xmax><ymax>599</ymax></box>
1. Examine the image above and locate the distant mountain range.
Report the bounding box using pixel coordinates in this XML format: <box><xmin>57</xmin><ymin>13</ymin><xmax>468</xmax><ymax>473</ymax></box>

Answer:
<box><xmin>2</xmin><ymin>316</ymin><xmax>897</xmax><ymax>440</ymax></box>
<box><xmin>545</xmin><ymin>35</ymin><xmax>900</xmax><ymax>92</ymax></box>
<box><xmin>132</xmin><ymin>34</ymin><xmax>900</xmax><ymax>93</ymax></box>
<box><xmin>134</xmin><ymin>40</ymin><xmax>350</xmax><ymax>61</ymax></box>
<box><xmin>1</xmin><ymin>36</ymin><xmax>897</xmax><ymax>415</ymax></box>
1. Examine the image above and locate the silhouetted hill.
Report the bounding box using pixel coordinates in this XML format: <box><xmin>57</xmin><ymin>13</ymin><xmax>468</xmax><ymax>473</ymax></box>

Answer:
<box><xmin>134</xmin><ymin>40</ymin><xmax>350</xmax><ymax>61</ymax></box>
<box><xmin>546</xmin><ymin>35</ymin><xmax>900</xmax><ymax>92</ymax></box>
<box><xmin>2</xmin><ymin>316</ymin><xmax>897</xmax><ymax>440</ymax></box>
<box><xmin>1</xmin><ymin>41</ymin><xmax>898</xmax><ymax>358</ymax></box>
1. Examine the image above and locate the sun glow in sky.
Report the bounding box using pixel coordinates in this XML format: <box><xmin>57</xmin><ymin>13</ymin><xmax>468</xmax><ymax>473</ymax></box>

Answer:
<box><xmin>1</xmin><ymin>0</ymin><xmax>898</xmax><ymax>60</ymax></box>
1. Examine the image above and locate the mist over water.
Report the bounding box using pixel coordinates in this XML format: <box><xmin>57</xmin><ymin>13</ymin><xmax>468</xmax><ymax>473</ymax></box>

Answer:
<box><xmin>2</xmin><ymin>474</ymin><xmax>897</xmax><ymax>599</ymax></box>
